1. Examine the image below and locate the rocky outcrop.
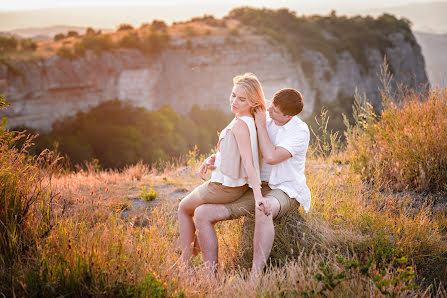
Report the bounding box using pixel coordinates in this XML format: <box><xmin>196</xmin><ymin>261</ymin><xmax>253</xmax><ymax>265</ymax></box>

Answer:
<box><xmin>0</xmin><ymin>33</ymin><xmax>428</xmax><ymax>131</ymax></box>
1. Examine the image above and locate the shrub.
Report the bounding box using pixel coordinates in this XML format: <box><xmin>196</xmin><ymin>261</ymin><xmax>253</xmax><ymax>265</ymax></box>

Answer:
<box><xmin>0</xmin><ymin>98</ymin><xmax>59</xmax><ymax>287</ymax></box>
<box><xmin>0</xmin><ymin>36</ymin><xmax>18</xmax><ymax>51</ymax></box>
<box><xmin>67</xmin><ymin>30</ymin><xmax>79</xmax><ymax>38</ymax></box>
<box><xmin>30</xmin><ymin>100</ymin><xmax>231</xmax><ymax>169</ymax></box>
<box><xmin>117</xmin><ymin>23</ymin><xmax>134</xmax><ymax>31</ymax></box>
<box><xmin>56</xmin><ymin>46</ymin><xmax>76</xmax><ymax>59</ymax></box>
<box><xmin>345</xmin><ymin>85</ymin><xmax>447</xmax><ymax>191</ymax></box>
<box><xmin>53</xmin><ymin>33</ymin><xmax>65</xmax><ymax>41</ymax></box>
<box><xmin>80</xmin><ymin>34</ymin><xmax>115</xmax><ymax>54</ymax></box>
<box><xmin>139</xmin><ymin>185</ymin><xmax>158</xmax><ymax>201</ymax></box>
<box><xmin>119</xmin><ymin>31</ymin><xmax>141</xmax><ymax>49</ymax></box>
<box><xmin>227</xmin><ymin>7</ymin><xmax>412</xmax><ymax>71</ymax></box>
<box><xmin>73</xmin><ymin>42</ymin><xmax>86</xmax><ymax>56</ymax></box>
<box><xmin>150</xmin><ymin>20</ymin><xmax>168</xmax><ymax>33</ymax></box>
<box><xmin>140</xmin><ymin>32</ymin><xmax>170</xmax><ymax>55</ymax></box>
<box><xmin>182</xmin><ymin>26</ymin><xmax>197</xmax><ymax>38</ymax></box>
<box><xmin>19</xmin><ymin>38</ymin><xmax>37</xmax><ymax>51</ymax></box>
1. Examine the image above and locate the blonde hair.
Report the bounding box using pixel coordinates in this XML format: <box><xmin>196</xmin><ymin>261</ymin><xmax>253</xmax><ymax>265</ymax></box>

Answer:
<box><xmin>232</xmin><ymin>73</ymin><xmax>266</xmax><ymax>116</ymax></box>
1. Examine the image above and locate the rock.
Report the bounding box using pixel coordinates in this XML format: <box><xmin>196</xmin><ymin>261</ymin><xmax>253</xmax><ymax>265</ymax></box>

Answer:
<box><xmin>1</xmin><ymin>34</ymin><xmax>428</xmax><ymax>131</ymax></box>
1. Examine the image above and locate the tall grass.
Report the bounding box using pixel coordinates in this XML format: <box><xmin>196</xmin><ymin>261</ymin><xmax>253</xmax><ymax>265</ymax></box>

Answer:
<box><xmin>345</xmin><ymin>86</ymin><xmax>447</xmax><ymax>191</ymax></box>
<box><xmin>0</xmin><ymin>130</ymin><xmax>60</xmax><ymax>293</ymax></box>
<box><xmin>1</xmin><ymin>88</ymin><xmax>447</xmax><ymax>296</ymax></box>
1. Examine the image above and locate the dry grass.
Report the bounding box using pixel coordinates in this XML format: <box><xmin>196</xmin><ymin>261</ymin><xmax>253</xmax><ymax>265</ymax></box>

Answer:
<box><xmin>2</xmin><ymin>156</ymin><xmax>445</xmax><ymax>297</ymax></box>
<box><xmin>346</xmin><ymin>87</ymin><xmax>447</xmax><ymax>192</ymax></box>
<box><xmin>2</xmin><ymin>88</ymin><xmax>447</xmax><ymax>296</ymax></box>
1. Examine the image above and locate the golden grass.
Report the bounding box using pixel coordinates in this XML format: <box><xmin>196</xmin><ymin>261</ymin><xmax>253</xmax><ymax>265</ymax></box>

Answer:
<box><xmin>2</xmin><ymin>157</ymin><xmax>444</xmax><ymax>297</ymax></box>
<box><xmin>347</xmin><ymin>87</ymin><xmax>447</xmax><ymax>192</ymax></box>
<box><xmin>2</xmin><ymin>88</ymin><xmax>447</xmax><ymax>296</ymax></box>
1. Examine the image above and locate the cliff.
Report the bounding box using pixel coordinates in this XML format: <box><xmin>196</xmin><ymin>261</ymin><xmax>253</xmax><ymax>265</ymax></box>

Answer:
<box><xmin>0</xmin><ymin>13</ymin><xmax>428</xmax><ymax>131</ymax></box>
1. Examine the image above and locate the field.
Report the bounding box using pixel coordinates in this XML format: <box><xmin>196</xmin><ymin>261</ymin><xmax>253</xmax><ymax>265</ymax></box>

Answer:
<box><xmin>1</xmin><ymin>88</ymin><xmax>447</xmax><ymax>296</ymax></box>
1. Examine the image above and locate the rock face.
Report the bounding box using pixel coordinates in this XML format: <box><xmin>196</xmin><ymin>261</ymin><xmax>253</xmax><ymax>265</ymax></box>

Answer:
<box><xmin>0</xmin><ymin>33</ymin><xmax>428</xmax><ymax>131</ymax></box>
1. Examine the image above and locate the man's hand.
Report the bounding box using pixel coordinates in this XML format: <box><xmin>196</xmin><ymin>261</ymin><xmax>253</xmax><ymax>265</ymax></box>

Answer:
<box><xmin>254</xmin><ymin>107</ymin><xmax>267</xmax><ymax>129</ymax></box>
<box><xmin>255</xmin><ymin>197</ymin><xmax>273</xmax><ymax>216</ymax></box>
<box><xmin>199</xmin><ymin>154</ymin><xmax>216</xmax><ymax>180</ymax></box>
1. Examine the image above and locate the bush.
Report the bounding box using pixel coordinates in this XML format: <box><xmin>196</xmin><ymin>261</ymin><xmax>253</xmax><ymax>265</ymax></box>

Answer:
<box><xmin>80</xmin><ymin>33</ymin><xmax>115</xmax><ymax>54</ymax></box>
<box><xmin>73</xmin><ymin>42</ymin><xmax>86</xmax><ymax>56</ymax></box>
<box><xmin>53</xmin><ymin>33</ymin><xmax>65</xmax><ymax>41</ymax></box>
<box><xmin>150</xmin><ymin>20</ymin><xmax>168</xmax><ymax>33</ymax></box>
<box><xmin>227</xmin><ymin>7</ymin><xmax>413</xmax><ymax>71</ymax></box>
<box><xmin>346</xmin><ymin>86</ymin><xmax>447</xmax><ymax>191</ymax></box>
<box><xmin>0</xmin><ymin>36</ymin><xmax>18</xmax><ymax>51</ymax></box>
<box><xmin>30</xmin><ymin>100</ymin><xmax>231</xmax><ymax>169</ymax></box>
<box><xmin>67</xmin><ymin>30</ymin><xmax>79</xmax><ymax>38</ymax></box>
<box><xmin>139</xmin><ymin>185</ymin><xmax>158</xmax><ymax>201</ymax></box>
<box><xmin>119</xmin><ymin>31</ymin><xmax>141</xmax><ymax>49</ymax></box>
<box><xmin>56</xmin><ymin>46</ymin><xmax>76</xmax><ymax>59</ymax></box>
<box><xmin>0</xmin><ymin>98</ymin><xmax>59</xmax><ymax>289</ymax></box>
<box><xmin>117</xmin><ymin>23</ymin><xmax>134</xmax><ymax>31</ymax></box>
<box><xmin>19</xmin><ymin>38</ymin><xmax>37</xmax><ymax>51</ymax></box>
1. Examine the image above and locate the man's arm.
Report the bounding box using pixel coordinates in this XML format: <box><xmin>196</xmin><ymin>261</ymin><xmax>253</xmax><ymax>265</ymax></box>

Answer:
<box><xmin>254</xmin><ymin>109</ymin><xmax>291</xmax><ymax>165</ymax></box>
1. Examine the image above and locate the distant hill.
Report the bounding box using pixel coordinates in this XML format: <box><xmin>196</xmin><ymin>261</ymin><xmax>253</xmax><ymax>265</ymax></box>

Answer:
<box><xmin>2</xmin><ymin>25</ymin><xmax>113</xmax><ymax>41</ymax></box>
<box><xmin>358</xmin><ymin>2</ymin><xmax>447</xmax><ymax>34</ymax></box>
<box><xmin>414</xmin><ymin>31</ymin><xmax>447</xmax><ymax>88</ymax></box>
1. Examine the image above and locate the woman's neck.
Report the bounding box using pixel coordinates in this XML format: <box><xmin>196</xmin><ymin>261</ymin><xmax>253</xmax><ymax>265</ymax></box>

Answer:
<box><xmin>235</xmin><ymin>111</ymin><xmax>252</xmax><ymax>118</ymax></box>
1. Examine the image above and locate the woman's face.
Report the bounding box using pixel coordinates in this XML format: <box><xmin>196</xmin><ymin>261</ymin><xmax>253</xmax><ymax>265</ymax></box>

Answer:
<box><xmin>230</xmin><ymin>84</ymin><xmax>251</xmax><ymax>115</ymax></box>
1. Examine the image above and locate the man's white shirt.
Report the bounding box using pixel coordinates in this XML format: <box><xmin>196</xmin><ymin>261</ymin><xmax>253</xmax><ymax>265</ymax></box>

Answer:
<box><xmin>260</xmin><ymin>113</ymin><xmax>311</xmax><ymax>213</ymax></box>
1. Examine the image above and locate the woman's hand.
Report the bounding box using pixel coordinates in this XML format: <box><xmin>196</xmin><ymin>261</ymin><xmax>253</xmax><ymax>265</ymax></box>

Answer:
<box><xmin>199</xmin><ymin>154</ymin><xmax>216</xmax><ymax>180</ymax></box>
<box><xmin>255</xmin><ymin>196</ymin><xmax>273</xmax><ymax>216</ymax></box>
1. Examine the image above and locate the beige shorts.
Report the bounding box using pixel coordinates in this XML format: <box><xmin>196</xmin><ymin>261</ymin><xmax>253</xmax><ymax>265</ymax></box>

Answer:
<box><xmin>196</xmin><ymin>181</ymin><xmax>250</xmax><ymax>204</ymax></box>
<box><xmin>224</xmin><ymin>182</ymin><xmax>300</xmax><ymax>220</ymax></box>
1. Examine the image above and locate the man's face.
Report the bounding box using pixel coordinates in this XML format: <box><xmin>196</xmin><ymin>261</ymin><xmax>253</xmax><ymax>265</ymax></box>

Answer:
<box><xmin>268</xmin><ymin>103</ymin><xmax>293</xmax><ymax>126</ymax></box>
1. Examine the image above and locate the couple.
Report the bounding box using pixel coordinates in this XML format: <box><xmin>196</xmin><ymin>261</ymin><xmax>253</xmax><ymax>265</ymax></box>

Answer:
<box><xmin>178</xmin><ymin>73</ymin><xmax>311</xmax><ymax>277</ymax></box>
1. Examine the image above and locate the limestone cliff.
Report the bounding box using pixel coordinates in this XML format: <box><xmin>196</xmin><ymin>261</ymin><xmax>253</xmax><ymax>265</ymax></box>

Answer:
<box><xmin>0</xmin><ymin>33</ymin><xmax>428</xmax><ymax>131</ymax></box>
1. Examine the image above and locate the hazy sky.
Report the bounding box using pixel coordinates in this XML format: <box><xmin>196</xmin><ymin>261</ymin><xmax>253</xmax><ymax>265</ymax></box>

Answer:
<box><xmin>1</xmin><ymin>0</ymin><xmax>446</xmax><ymax>33</ymax></box>
<box><xmin>2</xmin><ymin>0</ymin><xmax>446</xmax><ymax>11</ymax></box>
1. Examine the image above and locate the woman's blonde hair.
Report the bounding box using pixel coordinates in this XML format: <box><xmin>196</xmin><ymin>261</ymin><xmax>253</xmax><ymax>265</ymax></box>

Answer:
<box><xmin>232</xmin><ymin>73</ymin><xmax>266</xmax><ymax>116</ymax></box>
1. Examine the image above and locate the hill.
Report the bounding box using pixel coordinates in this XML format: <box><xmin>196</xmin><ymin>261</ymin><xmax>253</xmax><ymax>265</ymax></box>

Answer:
<box><xmin>0</xmin><ymin>8</ymin><xmax>428</xmax><ymax>132</ymax></box>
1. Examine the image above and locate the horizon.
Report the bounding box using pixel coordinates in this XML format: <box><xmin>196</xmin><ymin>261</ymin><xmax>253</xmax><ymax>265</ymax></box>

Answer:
<box><xmin>1</xmin><ymin>0</ymin><xmax>447</xmax><ymax>32</ymax></box>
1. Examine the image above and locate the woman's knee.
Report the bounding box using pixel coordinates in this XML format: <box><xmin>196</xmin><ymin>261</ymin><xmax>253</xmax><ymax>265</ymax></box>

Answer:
<box><xmin>179</xmin><ymin>191</ymin><xmax>202</xmax><ymax>216</ymax></box>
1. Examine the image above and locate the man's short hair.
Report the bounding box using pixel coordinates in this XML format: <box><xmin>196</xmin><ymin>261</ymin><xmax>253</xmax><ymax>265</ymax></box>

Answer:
<box><xmin>272</xmin><ymin>88</ymin><xmax>303</xmax><ymax>116</ymax></box>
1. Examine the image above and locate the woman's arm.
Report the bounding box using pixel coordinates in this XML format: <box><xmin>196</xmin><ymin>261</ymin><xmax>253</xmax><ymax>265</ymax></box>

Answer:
<box><xmin>231</xmin><ymin>119</ymin><xmax>262</xmax><ymax>202</ymax></box>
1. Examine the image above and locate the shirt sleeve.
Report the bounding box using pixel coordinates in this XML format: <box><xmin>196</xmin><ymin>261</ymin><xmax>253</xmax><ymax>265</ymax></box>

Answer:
<box><xmin>276</xmin><ymin>125</ymin><xmax>310</xmax><ymax>157</ymax></box>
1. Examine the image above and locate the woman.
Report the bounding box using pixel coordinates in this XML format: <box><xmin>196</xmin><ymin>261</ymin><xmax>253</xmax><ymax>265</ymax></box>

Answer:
<box><xmin>178</xmin><ymin>73</ymin><xmax>266</xmax><ymax>266</ymax></box>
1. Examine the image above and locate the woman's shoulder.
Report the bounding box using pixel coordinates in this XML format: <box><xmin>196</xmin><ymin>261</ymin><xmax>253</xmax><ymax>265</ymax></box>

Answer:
<box><xmin>231</xmin><ymin>118</ymin><xmax>250</xmax><ymax>135</ymax></box>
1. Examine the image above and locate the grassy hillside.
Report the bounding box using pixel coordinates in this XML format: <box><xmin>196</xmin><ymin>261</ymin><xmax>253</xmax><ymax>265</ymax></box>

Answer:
<box><xmin>1</xmin><ymin>7</ymin><xmax>414</xmax><ymax>69</ymax></box>
<box><xmin>1</xmin><ymin>83</ymin><xmax>446</xmax><ymax>296</ymax></box>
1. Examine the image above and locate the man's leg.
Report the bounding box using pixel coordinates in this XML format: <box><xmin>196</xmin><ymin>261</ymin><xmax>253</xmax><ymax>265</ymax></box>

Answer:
<box><xmin>193</xmin><ymin>204</ymin><xmax>232</xmax><ymax>275</ymax></box>
<box><xmin>251</xmin><ymin>195</ymin><xmax>281</xmax><ymax>276</ymax></box>
<box><xmin>178</xmin><ymin>188</ymin><xmax>206</xmax><ymax>264</ymax></box>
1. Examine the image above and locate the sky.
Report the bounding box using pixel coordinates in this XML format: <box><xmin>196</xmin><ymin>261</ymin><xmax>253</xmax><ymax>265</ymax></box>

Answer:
<box><xmin>1</xmin><ymin>0</ymin><xmax>446</xmax><ymax>33</ymax></box>
<box><xmin>1</xmin><ymin>0</ymin><xmax>445</xmax><ymax>11</ymax></box>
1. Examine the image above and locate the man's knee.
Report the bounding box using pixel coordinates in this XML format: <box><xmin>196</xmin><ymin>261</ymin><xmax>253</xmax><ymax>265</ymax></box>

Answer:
<box><xmin>193</xmin><ymin>205</ymin><xmax>212</xmax><ymax>226</ymax></box>
<box><xmin>255</xmin><ymin>201</ymin><xmax>280</xmax><ymax>224</ymax></box>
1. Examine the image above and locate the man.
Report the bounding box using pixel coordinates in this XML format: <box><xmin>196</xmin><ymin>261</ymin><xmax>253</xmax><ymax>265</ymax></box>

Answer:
<box><xmin>194</xmin><ymin>88</ymin><xmax>311</xmax><ymax>276</ymax></box>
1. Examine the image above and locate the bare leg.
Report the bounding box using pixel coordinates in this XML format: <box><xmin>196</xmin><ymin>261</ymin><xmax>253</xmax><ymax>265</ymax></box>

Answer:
<box><xmin>194</xmin><ymin>204</ymin><xmax>232</xmax><ymax>275</ymax></box>
<box><xmin>178</xmin><ymin>188</ymin><xmax>206</xmax><ymax>264</ymax></box>
<box><xmin>251</xmin><ymin>196</ymin><xmax>281</xmax><ymax>277</ymax></box>
<box><xmin>192</xmin><ymin>235</ymin><xmax>200</xmax><ymax>256</ymax></box>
